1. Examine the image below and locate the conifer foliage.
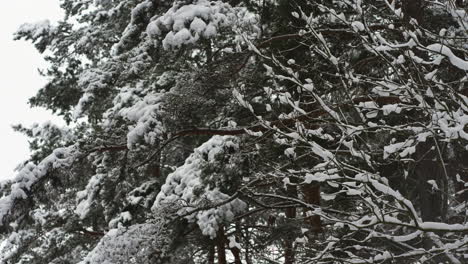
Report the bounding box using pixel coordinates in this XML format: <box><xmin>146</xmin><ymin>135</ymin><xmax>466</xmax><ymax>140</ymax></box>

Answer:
<box><xmin>1</xmin><ymin>0</ymin><xmax>467</xmax><ymax>263</ymax></box>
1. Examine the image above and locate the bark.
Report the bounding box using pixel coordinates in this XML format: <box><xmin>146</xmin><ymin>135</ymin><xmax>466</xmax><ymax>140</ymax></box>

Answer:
<box><xmin>448</xmin><ymin>146</ymin><xmax>468</xmax><ymax>222</ymax></box>
<box><xmin>415</xmin><ymin>142</ymin><xmax>447</xmax><ymax>222</ymax></box>
<box><xmin>414</xmin><ymin>142</ymin><xmax>448</xmax><ymax>260</ymax></box>
<box><xmin>301</xmin><ymin>184</ymin><xmax>322</xmax><ymax>233</ymax></box>
<box><xmin>284</xmin><ymin>184</ymin><xmax>297</xmax><ymax>264</ymax></box>
<box><xmin>208</xmin><ymin>245</ymin><xmax>215</xmax><ymax>264</ymax></box>
<box><xmin>217</xmin><ymin>226</ymin><xmax>227</xmax><ymax>264</ymax></box>
<box><xmin>230</xmin><ymin>247</ymin><xmax>242</xmax><ymax>264</ymax></box>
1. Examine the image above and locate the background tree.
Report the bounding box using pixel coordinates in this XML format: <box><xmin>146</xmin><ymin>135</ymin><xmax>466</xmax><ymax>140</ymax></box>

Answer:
<box><xmin>0</xmin><ymin>0</ymin><xmax>467</xmax><ymax>263</ymax></box>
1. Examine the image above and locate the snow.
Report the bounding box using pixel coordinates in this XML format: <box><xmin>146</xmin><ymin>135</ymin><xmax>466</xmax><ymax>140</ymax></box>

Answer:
<box><xmin>15</xmin><ymin>20</ymin><xmax>54</xmax><ymax>39</ymax></box>
<box><xmin>381</xmin><ymin>104</ymin><xmax>402</xmax><ymax>115</ymax></box>
<box><xmin>153</xmin><ymin>136</ymin><xmax>247</xmax><ymax>238</ymax></box>
<box><xmin>431</xmin><ymin>109</ymin><xmax>468</xmax><ymax>140</ymax></box>
<box><xmin>361</xmin><ymin>175</ymin><xmax>420</xmax><ymax>221</ymax></box>
<box><xmin>304</xmin><ymin>172</ymin><xmax>341</xmax><ymax>183</ymax></box>
<box><xmin>147</xmin><ymin>0</ymin><xmax>233</xmax><ymax>49</ymax></box>
<box><xmin>4</xmin><ymin>0</ymin><xmax>468</xmax><ymax>262</ymax></box>
<box><xmin>351</xmin><ymin>21</ymin><xmax>365</xmax><ymax>31</ymax></box>
<box><xmin>75</xmin><ymin>173</ymin><xmax>106</xmax><ymax>219</ymax></box>
<box><xmin>310</xmin><ymin>141</ymin><xmax>334</xmax><ymax>161</ymax></box>
<box><xmin>73</xmin><ymin>68</ymin><xmax>114</xmax><ymax>119</ymax></box>
<box><xmin>146</xmin><ymin>0</ymin><xmax>259</xmax><ymax>50</ymax></box>
<box><xmin>190</xmin><ymin>17</ymin><xmax>207</xmax><ymax>34</ymax></box>
<box><xmin>418</xmin><ymin>222</ymin><xmax>468</xmax><ymax>232</ymax></box>
<box><xmin>0</xmin><ymin>145</ymin><xmax>77</xmax><ymax>226</ymax></box>
<box><xmin>381</xmin><ymin>230</ymin><xmax>422</xmax><ymax>242</ymax></box>
<box><xmin>112</xmin><ymin>0</ymin><xmax>155</xmax><ymax>55</ymax></box>
<box><xmin>383</xmin><ymin>139</ymin><xmax>415</xmax><ymax>159</ymax></box>
<box><xmin>228</xmin><ymin>236</ymin><xmax>242</xmax><ymax>249</ymax></box>
<box><xmin>426</xmin><ymin>44</ymin><xmax>468</xmax><ymax>70</ymax></box>
<box><xmin>424</xmin><ymin>69</ymin><xmax>438</xmax><ymax>81</ymax></box>
<box><xmin>427</xmin><ymin>180</ymin><xmax>439</xmax><ymax>191</ymax></box>
<box><xmin>80</xmin><ymin>222</ymin><xmax>171</xmax><ymax>264</ymax></box>
<box><xmin>103</xmin><ymin>85</ymin><xmax>165</xmax><ymax>150</ymax></box>
<box><xmin>284</xmin><ymin>147</ymin><xmax>296</xmax><ymax>159</ymax></box>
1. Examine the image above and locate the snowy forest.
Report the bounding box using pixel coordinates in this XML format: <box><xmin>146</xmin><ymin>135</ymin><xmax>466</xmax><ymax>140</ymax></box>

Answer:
<box><xmin>0</xmin><ymin>0</ymin><xmax>467</xmax><ymax>263</ymax></box>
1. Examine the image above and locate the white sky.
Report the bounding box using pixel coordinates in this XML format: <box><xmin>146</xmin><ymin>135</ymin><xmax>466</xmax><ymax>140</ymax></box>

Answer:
<box><xmin>0</xmin><ymin>1</ymin><xmax>64</xmax><ymax>180</ymax></box>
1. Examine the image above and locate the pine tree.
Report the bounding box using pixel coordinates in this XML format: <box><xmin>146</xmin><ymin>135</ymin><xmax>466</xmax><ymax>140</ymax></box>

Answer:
<box><xmin>1</xmin><ymin>0</ymin><xmax>467</xmax><ymax>263</ymax></box>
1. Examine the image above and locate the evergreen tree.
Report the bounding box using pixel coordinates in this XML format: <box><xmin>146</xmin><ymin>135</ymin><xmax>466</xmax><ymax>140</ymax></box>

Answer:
<box><xmin>1</xmin><ymin>0</ymin><xmax>467</xmax><ymax>263</ymax></box>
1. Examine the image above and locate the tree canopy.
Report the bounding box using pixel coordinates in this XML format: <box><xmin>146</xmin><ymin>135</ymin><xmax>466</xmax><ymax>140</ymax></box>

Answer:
<box><xmin>1</xmin><ymin>0</ymin><xmax>467</xmax><ymax>263</ymax></box>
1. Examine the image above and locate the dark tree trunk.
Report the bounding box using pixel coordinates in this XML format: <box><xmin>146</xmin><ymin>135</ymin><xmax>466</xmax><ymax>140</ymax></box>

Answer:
<box><xmin>284</xmin><ymin>184</ymin><xmax>297</xmax><ymax>264</ymax></box>
<box><xmin>208</xmin><ymin>244</ymin><xmax>215</xmax><ymax>264</ymax></box>
<box><xmin>302</xmin><ymin>184</ymin><xmax>322</xmax><ymax>233</ymax></box>
<box><xmin>414</xmin><ymin>142</ymin><xmax>449</xmax><ymax>259</ymax></box>
<box><xmin>415</xmin><ymin>142</ymin><xmax>447</xmax><ymax>222</ymax></box>
<box><xmin>448</xmin><ymin>145</ymin><xmax>468</xmax><ymax>221</ymax></box>
<box><xmin>284</xmin><ymin>240</ymin><xmax>295</xmax><ymax>264</ymax></box>
<box><xmin>217</xmin><ymin>226</ymin><xmax>227</xmax><ymax>264</ymax></box>
<box><xmin>230</xmin><ymin>247</ymin><xmax>242</xmax><ymax>264</ymax></box>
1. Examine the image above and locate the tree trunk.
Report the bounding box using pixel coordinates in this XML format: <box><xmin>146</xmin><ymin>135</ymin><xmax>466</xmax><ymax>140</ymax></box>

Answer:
<box><xmin>217</xmin><ymin>226</ymin><xmax>227</xmax><ymax>264</ymax></box>
<box><xmin>302</xmin><ymin>184</ymin><xmax>322</xmax><ymax>233</ymax></box>
<box><xmin>230</xmin><ymin>247</ymin><xmax>242</xmax><ymax>264</ymax></box>
<box><xmin>284</xmin><ymin>184</ymin><xmax>297</xmax><ymax>264</ymax></box>
<box><xmin>208</xmin><ymin>244</ymin><xmax>215</xmax><ymax>264</ymax></box>
<box><xmin>414</xmin><ymin>142</ymin><xmax>448</xmax><ymax>261</ymax></box>
<box><xmin>244</xmin><ymin>226</ymin><xmax>253</xmax><ymax>264</ymax></box>
<box><xmin>415</xmin><ymin>142</ymin><xmax>446</xmax><ymax>222</ymax></box>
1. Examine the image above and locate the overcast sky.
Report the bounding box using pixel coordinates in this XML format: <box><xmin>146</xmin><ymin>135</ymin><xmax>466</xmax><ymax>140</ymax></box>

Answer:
<box><xmin>0</xmin><ymin>1</ymin><xmax>63</xmax><ymax>181</ymax></box>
